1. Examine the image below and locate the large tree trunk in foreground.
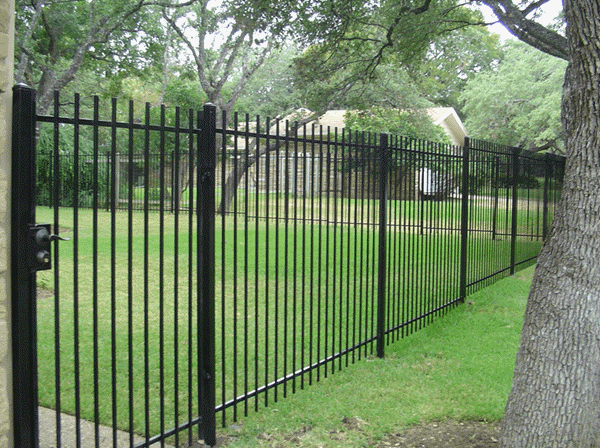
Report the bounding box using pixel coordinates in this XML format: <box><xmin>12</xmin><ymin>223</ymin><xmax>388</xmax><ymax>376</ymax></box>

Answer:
<box><xmin>500</xmin><ymin>1</ymin><xmax>600</xmax><ymax>447</ymax></box>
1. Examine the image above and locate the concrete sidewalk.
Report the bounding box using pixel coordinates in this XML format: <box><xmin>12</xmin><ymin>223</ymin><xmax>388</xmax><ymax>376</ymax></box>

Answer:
<box><xmin>39</xmin><ymin>407</ymin><xmax>176</xmax><ymax>448</ymax></box>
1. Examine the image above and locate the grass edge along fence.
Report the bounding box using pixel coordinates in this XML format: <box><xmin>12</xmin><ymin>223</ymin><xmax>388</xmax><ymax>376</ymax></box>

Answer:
<box><xmin>33</xmin><ymin>95</ymin><xmax>565</xmax><ymax>447</ymax></box>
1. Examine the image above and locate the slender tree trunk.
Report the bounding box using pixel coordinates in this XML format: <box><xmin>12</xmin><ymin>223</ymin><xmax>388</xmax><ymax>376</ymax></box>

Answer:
<box><xmin>216</xmin><ymin>83</ymin><xmax>355</xmax><ymax>214</ymax></box>
<box><xmin>217</xmin><ymin>154</ymin><xmax>257</xmax><ymax>214</ymax></box>
<box><xmin>500</xmin><ymin>1</ymin><xmax>600</xmax><ymax>447</ymax></box>
<box><xmin>216</xmin><ymin>126</ymin><xmax>295</xmax><ymax>214</ymax></box>
<box><xmin>216</xmin><ymin>115</ymin><xmax>318</xmax><ymax>214</ymax></box>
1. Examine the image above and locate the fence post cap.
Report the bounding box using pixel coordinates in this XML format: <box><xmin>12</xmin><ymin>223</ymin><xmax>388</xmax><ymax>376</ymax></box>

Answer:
<box><xmin>13</xmin><ymin>82</ymin><xmax>33</xmax><ymax>91</ymax></box>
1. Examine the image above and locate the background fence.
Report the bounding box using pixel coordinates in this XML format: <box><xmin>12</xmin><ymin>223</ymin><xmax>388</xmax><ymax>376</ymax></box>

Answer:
<box><xmin>33</xmin><ymin>96</ymin><xmax>565</xmax><ymax>446</ymax></box>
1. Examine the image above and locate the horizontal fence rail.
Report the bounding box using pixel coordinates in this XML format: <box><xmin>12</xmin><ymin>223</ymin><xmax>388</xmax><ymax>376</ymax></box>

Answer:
<box><xmin>31</xmin><ymin>94</ymin><xmax>565</xmax><ymax>447</ymax></box>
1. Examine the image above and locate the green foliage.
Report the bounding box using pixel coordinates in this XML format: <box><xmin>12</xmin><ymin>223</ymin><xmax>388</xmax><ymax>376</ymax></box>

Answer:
<box><xmin>36</xmin><ymin>124</ymin><xmax>107</xmax><ymax>208</ymax></box>
<box><xmin>15</xmin><ymin>0</ymin><xmax>168</xmax><ymax>112</ymax></box>
<box><xmin>234</xmin><ymin>44</ymin><xmax>305</xmax><ymax>117</ymax></box>
<box><xmin>292</xmin><ymin>0</ymin><xmax>490</xmax><ymax>104</ymax></box>
<box><xmin>337</xmin><ymin>62</ymin><xmax>452</xmax><ymax>144</ymax></box>
<box><xmin>380</xmin><ymin>0</ymin><xmax>481</xmax><ymax>67</ymax></box>
<box><xmin>460</xmin><ymin>40</ymin><xmax>567</xmax><ymax>152</ymax></box>
<box><xmin>162</xmin><ymin>77</ymin><xmax>207</xmax><ymax>111</ymax></box>
<box><xmin>411</xmin><ymin>24</ymin><xmax>502</xmax><ymax>114</ymax></box>
<box><xmin>223</xmin><ymin>0</ymin><xmax>321</xmax><ymax>37</ymax></box>
<box><xmin>344</xmin><ymin>107</ymin><xmax>449</xmax><ymax>143</ymax></box>
<box><xmin>291</xmin><ymin>42</ymin><xmax>361</xmax><ymax>112</ymax></box>
<box><xmin>289</xmin><ymin>3</ymin><xmax>496</xmax><ymax>145</ymax></box>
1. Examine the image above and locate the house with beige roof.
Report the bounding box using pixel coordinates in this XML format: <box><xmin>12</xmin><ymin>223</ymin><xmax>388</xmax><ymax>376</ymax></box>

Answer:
<box><xmin>223</xmin><ymin>107</ymin><xmax>468</xmax><ymax>200</ymax></box>
<box><xmin>426</xmin><ymin>107</ymin><xmax>468</xmax><ymax>147</ymax></box>
<box><xmin>308</xmin><ymin>107</ymin><xmax>468</xmax><ymax>147</ymax></box>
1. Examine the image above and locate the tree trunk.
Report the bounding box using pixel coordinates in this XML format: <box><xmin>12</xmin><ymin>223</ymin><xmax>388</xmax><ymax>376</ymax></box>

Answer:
<box><xmin>500</xmin><ymin>1</ymin><xmax>600</xmax><ymax>447</ymax></box>
<box><xmin>217</xmin><ymin>154</ymin><xmax>257</xmax><ymax>214</ymax></box>
<box><xmin>216</xmin><ymin>115</ymin><xmax>318</xmax><ymax>214</ymax></box>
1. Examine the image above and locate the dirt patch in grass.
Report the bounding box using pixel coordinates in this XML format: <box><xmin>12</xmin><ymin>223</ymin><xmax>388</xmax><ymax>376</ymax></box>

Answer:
<box><xmin>373</xmin><ymin>420</ymin><xmax>501</xmax><ymax>448</ymax></box>
<box><xmin>37</xmin><ymin>287</ymin><xmax>54</xmax><ymax>300</ymax></box>
<box><xmin>205</xmin><ymin>419</ymin><xmax>501</xmax><ymax>447</ymax></box>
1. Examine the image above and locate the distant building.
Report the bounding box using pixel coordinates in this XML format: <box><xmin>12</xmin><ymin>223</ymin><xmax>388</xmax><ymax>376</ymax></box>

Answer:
<box><xmin>301</xmin><ymin>108</ymin><xmax>468</xmax><ymax>147</ymax></box>
<box><xmin>425</xmin><ymin>107</ymin><xmax>468</xmax><ymax>147</ymax></box>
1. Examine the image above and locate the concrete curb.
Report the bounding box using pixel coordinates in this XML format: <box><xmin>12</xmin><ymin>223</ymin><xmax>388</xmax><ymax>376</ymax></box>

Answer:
<box><xmin>38</xmin><ymin>407</ymin><xmax>176</xmax><ymax>448</ymax></box>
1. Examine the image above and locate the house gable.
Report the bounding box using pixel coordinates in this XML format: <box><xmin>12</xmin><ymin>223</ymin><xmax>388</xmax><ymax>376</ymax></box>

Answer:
<box><xmin>298</xmin><ymin>108</ymin><xmax>468</xmax><ymax>147</ymax></box>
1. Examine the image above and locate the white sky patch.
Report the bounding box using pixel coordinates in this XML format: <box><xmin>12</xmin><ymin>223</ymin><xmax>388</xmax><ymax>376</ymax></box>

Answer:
<box><xmin>480</xmin><ymin>0</ymin><xmax>563</xmax><ymax>42</ymax></box>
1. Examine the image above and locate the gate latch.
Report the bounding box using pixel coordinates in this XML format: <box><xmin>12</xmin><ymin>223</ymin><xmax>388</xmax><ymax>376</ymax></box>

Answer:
<box><xmin>28</xmin><ymin>224</ymin><xmax>70</xmax><ymax>271</ymax></box>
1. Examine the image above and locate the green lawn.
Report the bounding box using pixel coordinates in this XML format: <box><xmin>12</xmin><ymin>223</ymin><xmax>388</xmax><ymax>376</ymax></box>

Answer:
<box><xmin>34</xmin><ymin>199</ymin><xmax>540</xmax><ymax>443</ymax></box>
<box><xmin>220</xmin><ymin>266</ymin><xmax>533</xmax><ymax>448</ymax></box>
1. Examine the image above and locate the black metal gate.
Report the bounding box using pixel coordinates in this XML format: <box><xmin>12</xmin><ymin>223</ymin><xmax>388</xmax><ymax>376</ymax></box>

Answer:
<box><xmin>11</xmin><ymin>84</ymin><xmax>217</xmax><ymax>447</ymax></box>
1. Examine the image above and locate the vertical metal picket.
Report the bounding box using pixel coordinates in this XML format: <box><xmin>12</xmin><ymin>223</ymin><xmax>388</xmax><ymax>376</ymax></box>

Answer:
<box><xmin>376</xmin><ymin>133</ymin><xmax>389</xmax><ymax>359</ymax></box>
<box><xmin>492</xmin><ymin>156</ymin><xmax>500</xmax><ymax>241</ymax></box>
<box><xmin>510</xmin><ymin>148</ymin><xmax>520</xmax><ymax>275</ymax></box>
<box><xmin>11</xmin><ymin>83</ymin><xmax>39</xmax><ymax>448</ymax></box>
<box><xmin>542</xmin><ymin>155</ymin><xmax>551</xmax><ymax>240</ymax></box>
<box><xmin>198</xmin><ymin>103</ymin><xmax>217</xmax><ymax>446</ymax></box>
<box><xmin>459</xmin><ymin>137</ymin><xmax>470</xmax><ymax>301</ymax></box>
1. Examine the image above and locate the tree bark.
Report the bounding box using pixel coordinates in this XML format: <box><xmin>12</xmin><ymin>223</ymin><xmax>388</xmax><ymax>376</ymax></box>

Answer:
<box><xmin>500</xmin><ymin>0</ymin><xmax>600</xmax><ymax>446</ymax></box>
<box><xmin>478</xmin><ymin>0</ymin><xmax>568</xmax><ymax>61</ymax></box>
<box><xmin>216</xmin><ymin>114</ymin><xmax>317</xmax><ymax>214</ymax></box>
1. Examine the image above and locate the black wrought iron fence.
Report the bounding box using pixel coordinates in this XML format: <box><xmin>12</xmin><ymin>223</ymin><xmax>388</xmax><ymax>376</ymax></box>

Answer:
<box><xmin>210</xmin><ymin>116</ymin><xmax>564</xmax><ymax>425</ymax></box>
<box><xmin>464</xmin><ymin>139</ymin><xmax>564</xmax><ymax>294</ymax></box>
<box><xmin>37</xmin><ymin>151</ymin><xmax>193</xmax><ymax>212</ymax></box>
<box><xmin>28</xmin><ymin>92</ymin><xmax>565</xmax><ymax>447</ymax></box>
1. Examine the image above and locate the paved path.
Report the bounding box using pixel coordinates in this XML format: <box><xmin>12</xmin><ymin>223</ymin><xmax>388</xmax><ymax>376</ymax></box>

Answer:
<box><xmin>39</xmin><ymin>408</ymin><xmax>176</xmax><ymax>448</ymax></box>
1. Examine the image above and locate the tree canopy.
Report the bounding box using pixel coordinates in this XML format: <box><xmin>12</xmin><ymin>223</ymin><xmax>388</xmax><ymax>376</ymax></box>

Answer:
<box><xmin>14</xmin><ymin>0</ymin><xmax>174</xmax><ymax>114</ymax></box>
<box><xmin>410</xmin><ymin>25</ymin><xmax>501</xmax><ymax>114</ymax></box>
<box><xmin>461</xmin><ymin>40</ymin><xmax>566</xmax><ymax>153</ymax></box>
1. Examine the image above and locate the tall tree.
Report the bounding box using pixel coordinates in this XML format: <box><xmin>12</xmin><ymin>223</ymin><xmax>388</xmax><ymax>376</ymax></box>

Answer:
<box><xmin>292</xmin><ymin>0</ymin><xmax>485</xmax><ymax>101</ymax></box>
<box><xmin>162</xmin><ymin>0</ymin><xmax>313</xmax><ymax>124</ymax></box>
<box><xmin>163</xmin><ymin>0</ymin><xmax>320</xmax><ymax>214</ymax></box>
<box><xmin>460</xmin><ymin>40</ymin><xmax>566</xmax><ymax>153</ymax></box>
<box><xmin>215</xmin><ymin>0</ymin><xmax>489</xmax><ymax>213</ymax></box>
<box><xmin>232</xmin><ymin>43</ymin><xmax>305</xmax><ymax>117</ymax></box>
<box><xmin>14</xmin><ymin>0</ymin><xmax>172</xmax><ymax>114</ymax></box>
<box><xmin>325</xmin><ymin>0</ymin><xmax>599</xmax><ymax>444</ymax></box>
<box><xmin>411</xmin><ymin>25</ymin><xmax>502</xmax><ymax>114</ymax></box>
<box><xmin>498</xmin><ymin>0</ymin><xmax>600</xmax><ymax>445</ymax></box>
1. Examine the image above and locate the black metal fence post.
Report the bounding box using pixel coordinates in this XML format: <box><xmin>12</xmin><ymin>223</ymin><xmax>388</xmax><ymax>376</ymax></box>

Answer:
<box><xmin>510</xmin><ymin>148</ymin><xmax>520</xmax><ymax>275</ymax></box>
<box><xmin>198</xmin><ymin>103</ymin><xmax>217</xmax><ymax>446</ymax></box>
<box><xmin>542</xmin><ymin>154</ymin><xmax>551</xmax><ymax>240</ymax></box>
<box><xmin>459</xmin><ymin>137</ymin><xmax>470</xmax><ymax>301</ymax></box>
<box><xmin>492</xmin><ymin>156</ymin><xmax>500</xmax><ymax>241</ymax></box>
<box><xmin>11</xmin><ymin>83</ymin><xmax>40</xmax><ymax>448</ymax></box>
<box><xmin>105</xmin><ymin>151</ymin><xmax>111</xmax><ymax>212</ymax></box>
<box><xmin>48</xmin><ymin>150</ymin><xmax>54</xmax><ymax>208</ymax></box>
<box><xmin>376</xmin><ymin>133</ymin><xmax>388</xmax><ymax>359</ymax></box>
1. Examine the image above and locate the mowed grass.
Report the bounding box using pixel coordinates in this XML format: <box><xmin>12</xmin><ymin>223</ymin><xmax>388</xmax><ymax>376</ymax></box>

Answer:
<box><xmin>34</xmin><ymin>198</ymin><xmax>540</xmax><ymax>442</ymax></box>
<box><xmin>36</xmin><ymin>205</ymin><xmax>389</xmax><ymax>438</ymax></box>
<box><xmin>220</xmin><ymin>266</ymin><xmax>533</xmax><ymax>448</ymax></box>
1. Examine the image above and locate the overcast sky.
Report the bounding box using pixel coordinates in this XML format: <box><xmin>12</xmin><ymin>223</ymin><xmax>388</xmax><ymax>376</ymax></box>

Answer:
<box><xmin>481</xmin><ymin>0</ymin><xmax>563</xmax><ymax>41</ymax></box>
